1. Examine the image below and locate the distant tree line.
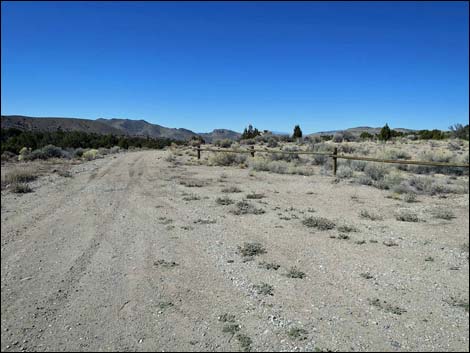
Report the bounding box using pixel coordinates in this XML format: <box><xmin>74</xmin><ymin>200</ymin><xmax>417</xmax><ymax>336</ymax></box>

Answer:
<box><xmin>241</xmin><ymin>125</ymin><xmax>261</xmax><ymax>139</ymax></box>
<box><xmin>0</xmin><ymin>128</ymin><xmax>184</xmax><ymax>154</ymax></box>
<box><xmin>376</xmin><ymin>123</ymin><xmax>469</xmax><ymax>141</ymax></box>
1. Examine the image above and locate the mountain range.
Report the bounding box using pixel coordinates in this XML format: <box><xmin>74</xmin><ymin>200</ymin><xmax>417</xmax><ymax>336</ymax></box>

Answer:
<box><xmin>1</xmin><ymin>115</ymin><xmax>241</xmax><ymax>142</ymax></box>
<box><xmin>2</xmin><ymin>115</ymin><xmax>419</xmax><ymax>141</ymax></box>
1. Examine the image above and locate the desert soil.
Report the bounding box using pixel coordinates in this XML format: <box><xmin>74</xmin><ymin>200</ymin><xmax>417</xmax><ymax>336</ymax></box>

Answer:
<box><xmin>1</xmin><ymin>150</ymin><xmax>469</xmax><ymax>352</ymax></box>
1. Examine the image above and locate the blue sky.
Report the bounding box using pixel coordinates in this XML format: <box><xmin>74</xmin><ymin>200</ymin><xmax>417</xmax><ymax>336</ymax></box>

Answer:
<box><xmin>1</xmin><ymin>1</ymin><xmax>468</xmax><ymax>133</ymax></box>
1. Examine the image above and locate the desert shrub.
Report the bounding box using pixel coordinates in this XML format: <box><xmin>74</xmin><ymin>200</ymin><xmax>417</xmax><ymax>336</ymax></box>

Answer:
<box><xmin>332</xmin><ymin>133</ymin><xmax>344</xmax><ymax>143</ymax></box>
<box><xmin>240</xmin><ymin>138</ymin><xmax>256</xmax><ymax>145</ymax></box>
<box><xmin>208</xmin><ymin>152</ymin><xmax>247</xmax><ymax>166</ymax></box>
<box><xmin>221</xmin><ymin>186</ymin><xmax>242</xmax><ymax>193</ymax></box>
<box><xmin>57</xmin><ymin>170</ymin><xmax>72</xmax><ymax>178</ymax></box>
<box><xmin>286</xmin><ymin>267</ymin><xmax>306</xmax><ymax>279</ymax></box>
<box><xmin>215</xmin><ymin>196</ymin><xmax>234</xmax><ymax>205</ymax></box>
<box><xmin>249</xmin><ymin>157</ymin><xmax>312</xmax><ymax>175</ymax></box>
<box><xmin>254</xmin><ymin>135</ymin><xmax>267</xmax><ymax>144</ymax></box>
<box><xmin>268</xmin><ymin>146</ymin><xmax>299</xmax><ymax>162</ymax></box>
<box><xmin>342</xmin><ymin>131</ymin><xmax>357</xmax><ymax>142</ymax></box>
<box><xmin>359</xmin><ymin>209</ymin><xmax>383</xmax><ymax>221</ymax></box>
<box><xmin>250</xmin><ymin>157</ymin><xmax>288</xmax><ymax>174</ymax></box>
<box><xmin>287</xmin><ymin>327</ymin><xmax>308</xmax><ymax>340</ymax></box>
<box><xmin>411</xmin><ymin>150</ymin><xmax>463</xmax><ymax>175</ymax></box>
<box><xmin>307</xmin><ymin>135</ymin><xmax>322</xmax><ymax>143</ymax></box>
<box><xmin>431</xmin><ymin>207</ymin><xmax>455</xmax><ymax>220</ymax></box>
<box><xmin>339</xmin><ymin>144</ymin><xmax>356</xmax><ymax>154</ymax></box>
<box><xmin>380</xmin><ymin>149</ymin><xmax>412</xmax><ymax>160</ymax></box>
<box><xmin>349</xmin><ymin>160</ymin><xmax>367</xmax><ymax>171</ymax></box>
<box><xmin>308</xmin><ymin>143</ymin><xmax>334</xmax><ymax>165</ymax></box>
<box><xmin>375</xmin><ymin>171</ymin><xmax>404</xmax><ymax>190</ymax></box>
<box><xmin>98</xmin><ymin>147</ymin><xmax>110</xmax><ymax>156</ymax></box>
<box><xmin>395</xmin><ymin>209</ymin><xmax>419</xmax><ymax>222</ymax></box>
<box><xmin>82</xmin><ymin>149</ymin><xmax>99</xmax><ymax>161</ymax></box>
<box><xmin>165</xmin><ymin>152</ymin><xmax>177</xmax><ymax>162</ymax></box>
<box><xmin>238</xmin><ymin>242</ymin><xmax>266</xmax><ymax>257</ymax></box>
<box><xmin>18</xmin><ymin>147</ymin><xmax>32</xmax><ymax>161</ymax></box>
<box><xmin>253</xmin><ymin>282</ymin><xmax>274</xmax><ymax>296</ymax></box>
<box><xmin>12</xmin><ymin>182</ymin><xmax>32</xmax><ymax>193</ymax></box>
<box><xmin>356</xmin><ymin>174</ymin><xmax>374</xmax><ymax>186</ymax></box>
<box><xmin>214</xmin><ymin>139</ymin><xmax>233</xmax><ymax>148</ymax></box>
<box><xmin>337</xmin><ymin>224</ymin><xmax>358</xmax><ymax>233</ymax></box>
<box><xmin>302</xmin><ymin>216</ymin><xmax>336</xmax><ymax>230</ymax></box>
<box><xmin>245</xmin><ymin>193</ymin><xmax>265</xmax><ymax>199</ymax></box>
<box><xmin>231</xmin><ymin>201</ymin><xmax>265</xmax><ymax>215</ymax></box>
<box><xmin>110</xmin><ymin>146</ymin><xmax>121</xmax><ymax>154</ymax></box>
<box><xmin>258</xmin><ymin>261</ymin><xmax>280</xmax><ymax>270</ymax></box>
<box><xmin>74</xmin><ymin>148</ymin><xmax>85</xmax><ymax>158</ymax></box>
<box><xmin>2</xmin><ymin>167</ymin><xmax>38</xmax><ymax>189</ymax></box>
<box><xmin>267</xmin><ymin>137</ymin><xmax>279</xmax><ymax>148</ymax></box>
<box><xmin>405</xmin><ymin>175</ymin><xmax>466</xmax><ymax>195</ymax></box>
<box><xmin>448</xmin><ymin>141</ymin><xmax>462</xmax><ymax>151</ymax></box>
<box><xmin>403</xmin><ymin>192</ymin><xmax>418</xmax><ymax>203</ymax></box>
<box><xmin>364</xmin><ymin>163</ymin><xmax>389</xmax><ymax>181</ymax></box>
<box><xmin>336</xmin><ymin>165</ymin><xmax>354</xmax><ymax>179</ymax></box>
<box><xmin>29</xmin><ymin>145</ymin><xmax>68</xmax><ymax>160</ymax></box>
<box><xmin>1</xmin><ymin>151</ymin><xmax>16</xmax><ymax>161</ymax></box>
<box><xmin>236</xmin><ymin>334</ymin><xmax>252</xmax><ymax>352</ymax></box>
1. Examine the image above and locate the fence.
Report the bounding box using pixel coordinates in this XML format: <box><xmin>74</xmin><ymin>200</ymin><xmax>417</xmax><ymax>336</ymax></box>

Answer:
<box><xmin>193</xmin><ymin>146</ymin><xmax>470</xmax><ymax>176</ymax></box>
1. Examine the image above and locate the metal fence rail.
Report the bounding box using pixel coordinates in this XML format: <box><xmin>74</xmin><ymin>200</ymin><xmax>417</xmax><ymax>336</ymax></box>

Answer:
<box><xmin>193</xmin><ymin>146</ymin><xmax>470</xmax><ymax>176</ymax></box>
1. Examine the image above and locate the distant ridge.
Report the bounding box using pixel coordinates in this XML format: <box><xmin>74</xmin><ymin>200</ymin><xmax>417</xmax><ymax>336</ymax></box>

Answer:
<box><xmin>1</xmin><ymin>115</ymin><xmax>241</xmax><ymax>142</ymax></box>
<box><xmin>309</xmin><ymin>126</ymin><xmax>415</xmax><ymax>137</ymax></box>
<box><xmin>2</xmin><ymin>115</ymin><xmax>421</xmax><ymax>141</ymax></box>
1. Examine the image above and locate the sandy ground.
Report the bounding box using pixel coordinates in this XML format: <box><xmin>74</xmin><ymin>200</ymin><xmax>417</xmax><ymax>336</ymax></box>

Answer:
<box><xmin>1</xmin><ymin>150</ymin><xmax>469</xmax><ymax>352</ymax></box>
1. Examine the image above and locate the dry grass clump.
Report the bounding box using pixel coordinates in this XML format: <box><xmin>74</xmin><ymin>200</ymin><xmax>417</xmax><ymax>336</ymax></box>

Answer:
<box><xmin>182</xmin><ymin>193</ymin><xmax>201</xmax><ymax>201</ymax></box>
<box><xmin>215</xmin><ymin>196</ymin><xmax>234</xmax><ymax>205</ymax></box>
<box><xmin>231</xmin><ymin>201</ymin><xmax>265</xmax><ymax>215</ymax></box>
<box><xmin>285</xmin><ymin>266</ymin><xmax>306</xmax><ymax>279</ymax></box>
<box><xmin>337</xmin><ymin>224</ymin><xmax>358</xmax><ymax>233</ymax></box>
<box><xmin>221</xmin><ymin>186</ymin><xmax>242</xmax><ymax>193</ymax></box>
<box><xmin>253</xmin><ymin>282</ymin><xmax>274</xmax><ymax>296</ymax></box>
<box><xmin>368</xmin><ymin>298</ymin><xmax>406</xmax><ymax>315</ymax></box>
<box><xmin>245</xmin><ymin>193</ymin><xmax>265</xmax><ymax>199</ymax></box>
<box><xmin>12</xmin><ymin>182</ymin><xmax>33</xmax><ymax>193</ymax></box>
<box><xmin>1</xmin><ymin>166</ymin><xmax>38</xmax><ymax>188</ymax></box>
<box><xmin>180</xmin><ymin>179</ymin><xmax>205</xmax><ymax>187</ymax></box>
<box><xmin>236</xmin><ymin>334</ymin><xmax>253</xmax><ymax>352</ymax></box>
<box><xmin>287</xmin><ymin>327</ymin><xmax>308</xmax><ymax>340</ymax></box>
<box><xmin>446</xmin><ymin>297</ymin><xmax>469</xmax><ymax>312</ymax></box>
<box><xmin>258</xmin><ymin>261</ymin><xmax>280</xmax><ymax>270</ymax></box>
<box><xmin>302</xmin><ymin>216</ymin><xmax>336</xmax><ymax>230</ymax></box>
<box><xmin>359</xmin><ymin>209</ymin><xmax>383</xmax><ymax>221</ymax></box>
<box><xmin>238</xmin><ymin>242</ymin><xmax>266</xmax><ymax>257</ymax></box>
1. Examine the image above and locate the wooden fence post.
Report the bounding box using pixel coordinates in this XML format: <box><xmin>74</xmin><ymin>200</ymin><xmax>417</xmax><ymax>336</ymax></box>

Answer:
<box><xmin>333</xmin><ymin>147</ymin><xmax>338</xmax><ymax>176</ymax></box>
<box><xmin>250</xmin><ymin>145</ymin><xmax>255</xmax><ymax>157</ymax></box>
<box><xmin>197</xmin><ymin>145</ymin><xmax>201</xmax><ymax>160</ymax></box>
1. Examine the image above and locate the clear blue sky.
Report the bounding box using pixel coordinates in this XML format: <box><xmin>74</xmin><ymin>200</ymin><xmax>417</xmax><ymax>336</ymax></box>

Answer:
<box><xmin>1</xmin><ymin>1</ymin><xmax>468</xmax><ymax>133</ymax></box>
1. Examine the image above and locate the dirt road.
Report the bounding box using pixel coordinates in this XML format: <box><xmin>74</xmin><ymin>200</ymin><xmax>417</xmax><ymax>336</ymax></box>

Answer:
<box><xmin>1</xmin><ymin>150</ymin><xmax>468</xmax><ymax>351</ymax></box>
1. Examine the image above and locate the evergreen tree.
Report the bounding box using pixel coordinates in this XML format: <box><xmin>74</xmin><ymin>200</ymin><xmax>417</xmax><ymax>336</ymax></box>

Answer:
<box><xmin>292</xmin><ymin>125</ymin><xmax>302</xmax><ymax>139</ymax></box>
<box><xmin>379</xmin><ymin>124</ymin><xmax>392</xmax><ymax>141</ymax></box>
